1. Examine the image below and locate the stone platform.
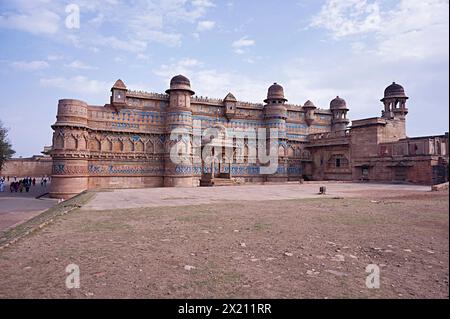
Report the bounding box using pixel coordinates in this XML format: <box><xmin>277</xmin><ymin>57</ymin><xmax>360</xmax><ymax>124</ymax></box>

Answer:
<box><xmin>81</xmin><ymin>182</ymin><xmax>430</xmax><ymax>211</ymax></box>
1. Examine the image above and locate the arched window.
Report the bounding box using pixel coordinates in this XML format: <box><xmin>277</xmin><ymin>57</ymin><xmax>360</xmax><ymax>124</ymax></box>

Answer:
<box><xmin>65</xmin><ymin>135</ymin><xmax>77</xmax><ymax>150</ymax></box>
<box><xmin>89</xmin><ymin>138</ymin><xmax>101</xmax><ymax>151</ymax></box>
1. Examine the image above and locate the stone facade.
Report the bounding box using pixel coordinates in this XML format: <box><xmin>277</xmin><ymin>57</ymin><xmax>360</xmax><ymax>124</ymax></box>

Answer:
<box><xmin>307</xmin><ymin>83</ymin><xmax>448</xmax><ymax>185</ymax></box>
<box><xmin>49</xmin><ymin>76</ymin><xmax>448</xmax><ymax>198</ymax></box>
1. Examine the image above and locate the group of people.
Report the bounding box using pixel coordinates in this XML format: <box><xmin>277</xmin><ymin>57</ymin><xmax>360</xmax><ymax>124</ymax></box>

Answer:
<box><xmin>0</xmin><ymin>176</ymin><xmax>50</xmax><ymax>193</ymax></box>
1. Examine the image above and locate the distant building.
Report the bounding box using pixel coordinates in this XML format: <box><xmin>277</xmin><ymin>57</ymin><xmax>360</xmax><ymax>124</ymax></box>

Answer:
<box><xmin>48</xmin><ymin>76</ymin><xmax>448</xmax><ymax>199</ymax></box>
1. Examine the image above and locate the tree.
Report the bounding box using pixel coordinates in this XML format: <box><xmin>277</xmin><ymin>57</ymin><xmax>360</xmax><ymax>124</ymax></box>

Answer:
<box><xmin>0</xmin><ymin>121</ymin><xmax>15</xmax><ymax>171</ymax></box>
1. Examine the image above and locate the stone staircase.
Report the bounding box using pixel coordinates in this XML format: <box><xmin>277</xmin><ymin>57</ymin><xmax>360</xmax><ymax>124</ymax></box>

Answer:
<box><xmin>212</xmin><ymin>178</ymin><xmax>237</xmax><ymax>186</ymax></box>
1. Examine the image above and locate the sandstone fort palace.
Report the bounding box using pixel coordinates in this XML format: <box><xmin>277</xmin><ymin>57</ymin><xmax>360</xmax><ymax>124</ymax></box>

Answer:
<box><xmin>47</xmin><ymin>75</ymin><xmax>448</xmax><ymax>199</ymax></box>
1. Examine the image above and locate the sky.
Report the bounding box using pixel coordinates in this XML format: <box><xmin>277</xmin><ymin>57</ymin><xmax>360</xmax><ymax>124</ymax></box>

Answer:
<box><xmin>0</xmin><ymin>0</ymin><xmax>448</xmax><ymax>157</ymax></box>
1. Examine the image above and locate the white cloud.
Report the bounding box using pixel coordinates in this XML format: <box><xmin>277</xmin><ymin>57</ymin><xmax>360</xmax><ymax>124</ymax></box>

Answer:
<box><xmin>153</xmin><ymin>57</ymin><xmax>267</xmax><ymax>102</ymax></box>
<box><xmin>311</xmin><ymin>0</ymin><xmax>381</xmax><ymax>38</ymax></box>
<box><xmin>47</xmin><ymin>54</ymin><xmax>65</xmax><ymax>61</ymax></box>
<box><xmin>11</xmin><ymin>60</ymin><xmax>49</xmax><ymax>71</ymax></box>
<box><xmin>154</xmin><ymin>58</ymin><xmax>203</xmax><ymax>79</ymax></box>
<box><xmin>136</xmin><ymin>53</ymin><xmax>150</xmax><ymax>61</ymax></box>
<box><xmin>311</xmin><ymin>0</ymin><xmax>449</xmax><ymax>61</ymax></box>
<box><xmin>0</xmin><ymin>8</ymin><xmax>60</xmax><ymax>35</ymax></box>
<box><xmin>98</xmin><ymin>36</ymin><xmax>148</xmax><ymax>53</ymax></box>
<box><xmin>192</xmin><ymin>0</ymin><xmax>215</xmax><ymax>8</ymax></box>
<box><xmin>179</xmin><ymin>58</ymin><xmax>202</xmax><ymax>67</ymax></box>
<box><xmin>0</xmin><ymin>0</ymin><xmax>214</xmax><ymax>53</ymax></box>
<box><xmin>232</xmin><ymin>36</ymin><xmax>255</xmax><ymax>54</ymax></box>
<box><xmin>143</xmin><ymin>30</ymin><xmax>182</xmax><ymax>47</ymax></box>
<box><xmin>66</xmin><ymin>60</ymin><xmax>98</xmax><ymax>70</ymax></box>
<box><xmin>39</xmin><ymin>76</ymin><xmax>110</xmax><ymax>95</ymax></box>
<box><xmin>197</xmin><ymin>20</ymin><xmax>216</xmax><ymax>31</ymax></box>
<box><xmin>375</xmin><ymin>0</ymin><xmax>449</xmax><ymax>61</ymax></box>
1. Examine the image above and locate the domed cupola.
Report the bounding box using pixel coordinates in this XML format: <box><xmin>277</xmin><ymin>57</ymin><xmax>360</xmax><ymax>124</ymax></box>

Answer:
<box><xmin>264</xmin><ymin>83</ymin><xmax>288</xmax><ymax>104</ymax></box>
<box><xmin>264</xmin><ymin>83</ymin><xmax>288</xmax><ymax>120</ymax></box>
<box><xmin>303</xmin><ymin>100</ymin><xmax>317</xmax><ymax>126</ymax></box>
<box><xmin>330</xmin><ymin>96</ymin><xmax>348</xmax><ymax>110</ymax></box>
<box><xmin>381</xmin><ymin>82</ymin><xmax>408</xmax><ymax>119</ymax></box>
<box><xmin>383</xmin><ymin>82</ymin><xmax>408</xmax><ymax>100</ymax></box>
<box><xmin>330</xmin><ymin>96</ymin><xmax>349</xmax><ymax>132</ymax></box>
<box><xmin>166</xmin><ymin>74</ymin><xmax>195</xmax><ymax>95</ymax></box>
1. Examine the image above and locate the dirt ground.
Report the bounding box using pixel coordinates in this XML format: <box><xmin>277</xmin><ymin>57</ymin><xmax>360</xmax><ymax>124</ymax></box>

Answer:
<box><xmin>0</xmin><ymin>188</ymin><xmax>448</xmax><ymax>299</ymax></box>
<box><xmin>0</xmin><ymin>181</ymin><xmax>55</xmax><ymax>231</ymax></box>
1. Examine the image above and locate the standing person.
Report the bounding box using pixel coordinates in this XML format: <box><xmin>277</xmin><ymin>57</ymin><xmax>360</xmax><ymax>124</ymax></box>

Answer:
<box><xmin>10</xmin><ymin>182</ymin><xmax>14</xmax><ymax>193</ymax></box>
<box><xmin>32</xmin><ymin>178</ymin><xmax>36</xmax><ymax>186</ymax></box>
<box><xmin>0</xmin><ymin>179</ymin><xmax>4</xmax><ymax>193</ymax></box>
<box><xmin>19</xmin><ymin>180</ymin><xmax>24</xmax><ymax>193</ymax></box>
<box><xmin>25</xmin><ymin>179</ymin><xmax>30</xmax><ymax>193</ymax></box>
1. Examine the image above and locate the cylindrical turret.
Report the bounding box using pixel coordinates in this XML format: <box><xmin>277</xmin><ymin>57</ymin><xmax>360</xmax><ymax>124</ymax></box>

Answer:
<box><xmin>54</xmin><ymin>99</ymin><xmax>88</xmax><ymax>128</ymax></box>
<box><xmin>164</xmin><ymin>75</ymin><xmax>195</xmax><ymax>187</ymax></box>
<box><xmin>263</xmin><ymin>83</ymin><xmax>288</xmax><ymax>182</ymax></box>
<box><xmin>330</xmin><ymin>96</ymin><xmax>350</xmax><ymax>132</ymax></box>
<box><xmin>50</xmin><ymin>99</ymin><xmax>89</xmax><ymax>199</ymax></box>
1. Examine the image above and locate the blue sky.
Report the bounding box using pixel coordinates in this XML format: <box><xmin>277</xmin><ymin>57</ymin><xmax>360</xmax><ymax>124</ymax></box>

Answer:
<box><xmin>0</xmin><ymin>0</ymin><xmax>448</xmax><ymax>157</ymax></box>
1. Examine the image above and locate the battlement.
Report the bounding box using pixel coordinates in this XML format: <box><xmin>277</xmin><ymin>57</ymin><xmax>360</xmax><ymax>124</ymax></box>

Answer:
<box><xmin>307</xmin><ymin>129</ymin><xmax>351</xmax><ymax>147</ymax></box>
<box><xmin>237</xmin><ymin>101</ymin><xmax>264</xmax><ymax>109</ymax></box>
<box><xmin>192</xmin><ymin>96</ymin><xmax>224</xmax><ymax>104</ymax></box>
<box><xmin>127</xmin><ymin>90</ymin><xmax>169</xmax><ymax>100</ymax></box>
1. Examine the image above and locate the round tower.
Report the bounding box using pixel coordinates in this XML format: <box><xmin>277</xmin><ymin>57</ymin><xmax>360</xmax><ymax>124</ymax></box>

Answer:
<box><xmin>164</xmin><ymin>75</ymin><xmax>195</xmax><ymax>187</ymax></box>
<box><xmin>263</xmin><ymin>83</ymin><xmax>288</xmax><ymax>182</ymax></box>
<box><xmin>381</xmin><ymin>82</ymin><xmax>408</xmax><ymax>120</ymax></box>
<box><xmin>50</xmin><ymin>99</ymin><xmax>89</xmax><ymax>199</ymax></box>
<box><xmin>303</xmin><ymin>100</ymin><xmax>317</xmax><ymax>126</ymax></box>
<box><xmin>330</xmin><ymin>96</ymin><xmax>350</xmax><ymax>131</ymax></box>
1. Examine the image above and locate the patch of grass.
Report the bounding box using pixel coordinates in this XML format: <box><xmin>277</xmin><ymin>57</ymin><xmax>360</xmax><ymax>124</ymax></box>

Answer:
<box><xmin>253</xmin><ymin>222</ymin><xmax>270</xmax><ymax>231</ymax></box>
<box><xmin>175</xmin><ymin>208</ymin><xmax>218</xmax><ymax>223</ymax></box>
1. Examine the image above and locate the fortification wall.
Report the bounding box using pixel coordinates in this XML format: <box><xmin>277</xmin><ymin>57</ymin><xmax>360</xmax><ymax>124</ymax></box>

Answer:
<box><xmin>1</xmin><ymin>157</ymin><xmax>52</xmax><ymax>178</ymax></box>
